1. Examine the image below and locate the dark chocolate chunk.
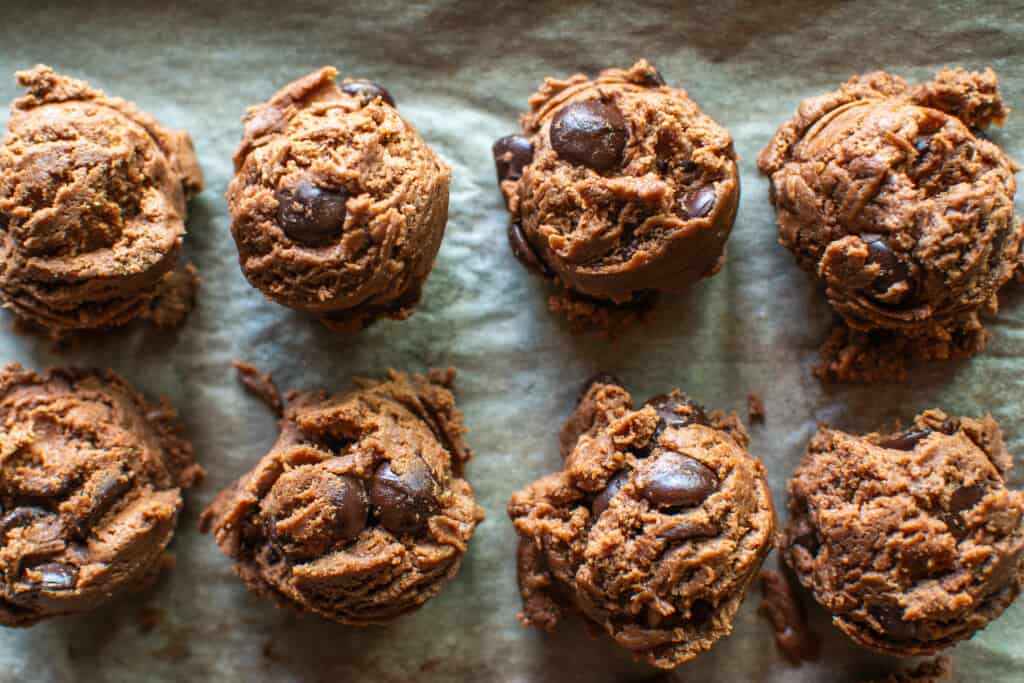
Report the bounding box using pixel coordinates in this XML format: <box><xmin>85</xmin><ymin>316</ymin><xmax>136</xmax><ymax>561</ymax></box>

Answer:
<box><xmin>341</xmin><ymin>80</ymin><xmax>395</xmax><ymax>107</ymax></box>
<box><xmin>370</xmin><ymin>460</ymin><xmax>440</xmax><ymax>536</ymax></box>
<box><xmin>591</xmin><ymin>470</ymin><xmax>630</xmax><ymax>517</ymax></box>
<box><xmin>28</xmin><ymin>562</ymin><xmax>79</xmax><ymax>591</ymax></box>
<box><xmin>0</xmin><ymin>507</ymin><xmax>50</xmax><ymax>542</ymax></box>
<box><xmin>639</xmin><ymin>452</ymin><xmax>719</xmax><ymax>509</ymax></box>
<box><xmin>550</xmin><ymin>100</ymin><xmax>629</xmax><ymax>172</ymax></box>
<box><xmin>870</xmin><ymin>605</ymin><xmax>918</xmax><ymax>641</ymax></box>
<box><xmin>638</xmin><ymin>68</ymin><xmax>666</xmax><ymax>87</ymax></box>
<box><xmin>634</xmin><ymin>393</ymin><xmax>709</xmax><ymax>457</ymax></box>
<box><xmin>507</xmin><ymin>221</ymin><xmax>551</xmax><ymax>277</ymax></box>
<box><xmin>941</xmin><ymin>484</ymin><xmax>986</xmax><ymax>539</ymax></box>
<box><xmin>863</xmin><ymin>235</ymin><xmax>914</xmax><ymax>300</ymax></box>
<box><xmin>78</xmin><ymin>470</ymin><xmax>133</xmax><ymax>535</ymax></box>
<box><xmin>679</xmin><ymin>186</ymin><xmax>716</xmax><ymax>219</ymax></box>
<box><xmin>492</xmin><ymin>135</ymin><xmax>534</xmax><ymax>183</ymax></box>
<box><xmin>658</xmin><ymin>519</ymin><xmax>719</xmax><ymax>542</ymax></box>
<box><xmin>276</xmin><ymin>180</ymin><xmax>347</xmax><ymax>247</ymax></box>
<box><xmin>879</xmin><ymin>429</ymin><xmax>933</xmax><ymax>451</ymax></box>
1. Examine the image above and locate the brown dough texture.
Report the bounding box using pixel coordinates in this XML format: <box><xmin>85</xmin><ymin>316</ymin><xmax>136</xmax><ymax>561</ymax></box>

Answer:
<box><xmin>758</xmin><ymin>68</ymin><xmax>1021</xmax><ymax>380</ymax></box>
<box><xmin>864</xmin><ymin>656</ymin><xmax>952</xmax><ymax>683</ymax></box>
<box><xmin>496</xmin><ymin>61</ymin><xmax>739</xmax><ymax>329</ymax></box>
<box><xmin>0</xmin><ymin>363</ymin><xmax>203</xmax><ymax>626</ymax></box>
<box><xmin>508</xmin><ymin>377</ymin><xmax>776</xmax><ymax>669</ymax></box>
<box><xmin>227</xmin><ymin>68</ymin><xmax>451</xmax><ymax>333</ymax></box>
<box><xmin>0</xmin><ymin>65</ymin><xmax>203</xmax><ymax>336</ymax></box>
<box><xmin>783</xmin><ymin>410</ymin><xmax>1024</xmax><ymax>655</ymax></box>
<box><xmin>200</xmin><ymin>369</ymin><xmax>483</xmax><ymax>624</ymax></box>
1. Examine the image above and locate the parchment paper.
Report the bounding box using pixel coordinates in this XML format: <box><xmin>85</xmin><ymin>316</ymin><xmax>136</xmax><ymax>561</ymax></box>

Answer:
<box><xmin>0</xmin><ymin>1</ymin><xmax>1020</xmax><ymax>681</ymax></box>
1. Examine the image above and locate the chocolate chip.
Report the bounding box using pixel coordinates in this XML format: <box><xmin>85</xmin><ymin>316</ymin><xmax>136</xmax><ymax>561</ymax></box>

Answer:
<box><xmin>639</xmin><ymin>68</ymin><xmax>666</xmax><ymax>87</ymax></box>
<box><xmin>863</xmin><ymin>235</ymin><xmax>913</xmax><ymax>300</ymax></box>
<box><xmin>879</xmin><ymin>429</ymin><xmax>933</xmax><ymax>451</ymax></box>
<box><xmin>341</xmin><ymin>80</ymin><xmax>395</xmax><ymax>107</ymax></box>
<box><xmin>276</xmin><ymin>180</ymin><xmax>347</xmax><ymax>247</ymax></box>
<box><xmin>78</xmin><ymin>470</ymin><xmax>133</xmax><ymax>535</ymax></box>
<box><xmin>492</xmin><ymin>135</ymin><xmax>534</xmax><ymax>183</ymax></box>
<box><xmin>264</xmin><ymin>469</ymin><xmax>367</xmax><ymax>558</ymax></box>
<box><xmin>550</xmin><ymin>100</ymin><xmax>629</xmax><ymax>172</ymax></box>
<box><xmin>370</xmin><ymin>460</ymin><xmax>439</xmax><ymax>536</ymax></box>
<box><xmin>507</xmin><ymin>221</ymin><xmax>551</xmax><ymax>277</ymax></box>
<box><xmin>690</xmin><ymin>599</ymin><xmax>714</xmax><ymax>625</ymax></box>
<box><xmin>679</xmin><ymin>186</ymin><xmax>716</xmax><ymax>219</ymax></box>
<box><xmin>659</xmin><ymin>519</ymin><xmax>719</xmax><ymax>542</ymax></box>
<box><xmin>28</xmin><ymin>562</ymin><xmax>79</xmax><ymax>591</ymax></box>
<box><xmin>941</xmin><ymin>484</ymin><xmax>986</xmax><ymax>539</ymax></box>
<box><xmin>591</xmin><ymin>470</ymin><xmax>630</xmax><ymax>517</ymax></box>
<box><xmin>870</xmin><ymin>605</ymin><xmax>917</xmax><ymax>641</ymax></box>
<box><xmin>0</xmin><ymin>507</ymin><xmax>50</xmax><ymax>542</ymax></box>
<box><xmin>634</xmin><ymin>394</ymin><xmax>709</xmax><ymax>457</ymax></box>
<box><xmin>639</xmin><ymin>452</ymin><xmax>719</xmax><ymax>509</ymax></box>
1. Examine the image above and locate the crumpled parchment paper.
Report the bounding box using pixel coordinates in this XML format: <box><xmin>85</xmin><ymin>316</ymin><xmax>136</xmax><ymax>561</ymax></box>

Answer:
<box><xmin>0</xmin><ymin>1</ymin><xmax>1020</xmax><ymax>681</ymax></box>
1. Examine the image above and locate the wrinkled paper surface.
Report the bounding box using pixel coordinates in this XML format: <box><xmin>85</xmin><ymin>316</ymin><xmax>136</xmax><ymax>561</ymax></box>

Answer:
<box><xmin>0</xmin><ymin>1</ymin><xmax>1021</xmax><ymax>681</ymax></box>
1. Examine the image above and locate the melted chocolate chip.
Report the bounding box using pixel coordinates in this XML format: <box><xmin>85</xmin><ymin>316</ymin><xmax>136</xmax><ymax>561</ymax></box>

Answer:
<box><xmin>879</xmin><ymin>429</ymin><xmax>933</xmax><ymax>451</ymax></box>
<box><xmin>276</xmin><ymin>181</ymin><xmax>347</xmax><ymax>247</ymax></box>
<box><xmin>492</xmin><ymin>135</ymin><xmax>534</xmax><ymax>183</ymax></box>
<box><xmin>341</xmin><ymin>80</ymin><xmax>395</xmax><ymax>107</ymax></box>
<box><xmin>870</xmin><ymin>605</ymin><xmax>918</xmax><ymax>641</ymax></box>
<box><xmin>550</xmin><ymin>100</ymin><xmax>629</xmax><ymax>172</ymax></box>
<box><xmin>639</xmin><ymin>68</ymin><xmax>666</xmax><ymax>87</ymax></box>
<box><xmin>639</xmin><ymin>452</ymin><xmax>719</xmax><ymax>509</ymax></box>
<box><xmin>679</xmin><ymin>186</ymin><xmax>716</xmax><ymax>219</ymax></box>
<box><xmin>658</xmin><ymin>519</ymin><xmax>719</xmax><ymax>542</ymax></box>
<box><xmin>634</xmin><ymin>394</ymin><xmax>709</xmax><ymax>457</ymax></box>
<box><xmin>863</xmin><ymin>235</ymin><xmax>913</xmax><ymax>301</ymax></box>
<box><xmin>591</xmin><ymin>470</ymin><xmax>630</xmax><ymax>517</ymax></box>
<box><xmin>28</xmin><ymin>562</ymin><xmax>79</xmax><ymax>591</ymax></box>
<box><xmin>507</xmin><ymin>221</ymin><xmax>551</xmax><ymax>276</ymax></box>
<box><xmin>78</xmin><ymin>470</ymin><xmax>132</xmax><ymax>535</ymax></box>
<box><xmin>370</xmin><ymin>460</ymin><xmax>439</xmax><ymax>536</ymax></box>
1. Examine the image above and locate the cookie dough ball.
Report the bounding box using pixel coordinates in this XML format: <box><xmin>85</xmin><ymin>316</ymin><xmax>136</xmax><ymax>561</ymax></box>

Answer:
<box><xmin>494</xmin><ymin>61</ymin><xmax>739</xmax><ymax>329</ymax></box>
<box><xmin>201</xmin><ymin>369</ymin><xmax>483</xmax><ymax>624</ymax></box>
<box><xmin>227</xmin><ymin>67</ymin><xmax>451</xmax><ymax>333</ymax></box>
<box><xmin>783</xmin><ymin>410</ymin><xmax>1024</xmax><ymax>655</ymax></box>
<box><xmin>758</xmin><ymin>69</ymin><xmax>1021</xmax><ymax>368</ymax></box>
<box><xmin>0</xmin><ymin>364</ymin><xmax>203</xmax><ymax>626</ymax></box>
<box><xmin>508</xmin><ymin>377</ymin><xmax>776</xmax><ymax>669</ymax></box>
<box><xmin>0</xmin><ymin>65</ymin><xmax>204</xmax><ymax>336</ymax></box>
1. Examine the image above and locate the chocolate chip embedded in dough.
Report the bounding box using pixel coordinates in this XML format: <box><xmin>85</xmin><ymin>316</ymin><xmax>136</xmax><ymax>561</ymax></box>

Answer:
<box><xmin>550</xmin><ymin>100</ymin><xmax>629</xmax><ymax>172</ymax></box>
<box><xmin>679</xmin><ymin>186</ymin><xmax>716</xmax><ymax>219</ymax></box>
<box><xmin>276</xmin><ymin>181</ymin><xmax>347</xmax><ymax>247</ymax></box>
<box><xmin>369</xmin><ymin>460</ymin><xmax>440</xmax><ymax>536</ymax></box>
<box><xmin>638</xmin><ymin>452</ymin><xmax>719</xmax><ymax>509</ymax></box>
<box><xmin>591</xmin><ymin>470</ymin><xmax>630</xmax><ymax>517</ymax></box>
<box><xmin>493</xmin><ymin>135</ymin><xmax>534</xmax><ymax>183</ymax></box>
<box><xmin>341</xmin><ymin>80</ymin><xmax>395</xmax><ymax>107</ymax></box>
<box><xmin>507</xmin><ymin>221</ymin><xmax>551</xmax><ymax>277</ymax></box>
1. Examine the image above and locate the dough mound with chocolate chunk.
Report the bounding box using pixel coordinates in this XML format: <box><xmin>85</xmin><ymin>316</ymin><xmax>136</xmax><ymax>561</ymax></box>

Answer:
<box><xmin>494</xmin><ymin>61</ymin><xmax>739</xmax><ymax>330</ymax></box>
<box><xmin>0</xmin><ymin>65</ymin><xmax>203</xmax><ymax>336</ymax></box>
<box><xmin>227</xmin><ymin>67</ymin><xmax>450</xmax><ymax>333</ymax></box>
<box><xmin>201</xmin><ymin>369</ymin><xmax>483</xmax><ymax>624</ymax></box>
<box><xmin>0</xmin><ymin>363</ymin><xmax>203</xmax><ymax>626</ymax></box>
<box><xmin>783</xmin><ymin>410</ymin><xmax>1024</xmax><ymax>655</ymax></box>
<box><xmin>508</xmin><ymin>376</ymin><xmax>775</xmax><ymax>669</ymax></box>
<box><xmin>758</xmin><ymin>68</ymin><xmax>1021</xmax><ymax>380</ymax></box>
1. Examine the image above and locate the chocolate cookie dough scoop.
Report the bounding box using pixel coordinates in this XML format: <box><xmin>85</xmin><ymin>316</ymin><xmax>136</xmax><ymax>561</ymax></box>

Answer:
<box><xmin>508</xmin><ymin>376</ymin><xmax>776</xmax><ymax>669</ymax></box>
<box><xmin>201</xmin><ymin>369</ymin><xmax>483</xmax><ymax>624</ymax></box>
<box><xmin>0</xmin><ymin>364</ymin><xmax>203</xmax><ymax>626</ymax></box>
<box><xmin>0</xmin><ymin>65</ymin><xmax>204</xmax><ymax>337</ymax></box>
<box><xmin>759</xmin><ymin>68</ymin><xmax>1021</xmax><ymax>380</ymax></box>
<box><xmin>227</xmin><ymin>67</ymin><xmax>451</xmax><ymax>333</ymax></box>
<box><xmin>494</xmin><ymin>61</ymin><xmax>740</xmax><ymax>330</ymax></box>
<box><xmin>783</xmin><ymin>410</ymin><xmax>1024</xmax><ymax>655</ymax></box>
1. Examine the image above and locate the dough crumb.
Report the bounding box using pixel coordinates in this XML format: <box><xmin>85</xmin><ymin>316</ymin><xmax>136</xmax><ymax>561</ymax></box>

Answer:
<box><xmin>758</xmin><ymin>569</ymin><xmax>819</xmax><ymax>665</ymax></box>
<box><xmin>747</xmin><ymin>392</ymin><xmax>766</xmax><ymax>422</ymax></box>
<box><xmin>864</xmin><ymin>656</ymin><xmax>952</xmax><ymax>683</ymax></box>
<box><xmin>143</xmin><ymin>264</ymin><xmax>201</xmax><ymax>329</ymax></box>
<box><xmin>232</xmin><ymin>360</ymin><xmax>282</xmax><ymax>415</ymax></box>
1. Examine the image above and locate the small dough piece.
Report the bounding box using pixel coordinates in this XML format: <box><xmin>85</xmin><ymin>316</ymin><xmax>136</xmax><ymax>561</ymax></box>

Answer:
<box><xmin>508</xmin><ymin>377</ymin><xmax>776</xmax><ymax>669</ymax></box>
<box><xmin>863</xmin><ymin>656</ymin><xmax>952</xmax><ymax>683</ymax></box>
<box><xmin>494</xmin><ymin>61</ymin><xmax>739</xmax><ymax>329</ymax></box>
<box><xmin>783</xmin><ymin>410</ymin><xmax>1024</xmax><ymax>655</ymax></box>
<box><xmin>0</xmin><ymin>363</ymin><xmax>203</xmax><ymax>626</ymax></box>
<box><xmin>0</xmin><ymin>65</ymin><xmax>203</xmax><ymax>336</ymax></box>
<box><xmin>201</xmin><ymin>369</ymin><xmax>484</xmax><ymax>624</ymax></box>
<box><xmin>758</xmin><ymin>68</ymin><xmax>1021</xmax><ymax>380</ymax></box>
<box><xmin>227</xmin><ymin>68</ymin><xmax>451</xmax><ymax>333</ymax></box>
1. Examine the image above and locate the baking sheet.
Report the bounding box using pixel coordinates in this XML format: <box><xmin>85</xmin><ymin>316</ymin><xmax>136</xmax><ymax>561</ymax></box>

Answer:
<box><xmin>0</xmin><ymin>1</ymin><xmax>1021</xmax><ymax>680</ymax></box>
